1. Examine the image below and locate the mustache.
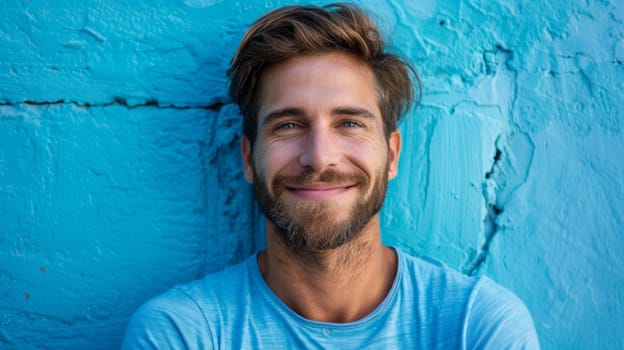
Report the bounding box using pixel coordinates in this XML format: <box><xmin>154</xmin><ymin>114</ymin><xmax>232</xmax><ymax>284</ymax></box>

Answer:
<box><xmin>272</xmin><ymin>169</ymin><xmax>368</xmax><ymax>188</ymax></box>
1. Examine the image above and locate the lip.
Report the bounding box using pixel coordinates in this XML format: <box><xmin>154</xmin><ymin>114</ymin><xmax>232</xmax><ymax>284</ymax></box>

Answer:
<box><xmin>286</xmin><ymin>183</ymin><xmax>356</xmax><ymax>200</ymax></box>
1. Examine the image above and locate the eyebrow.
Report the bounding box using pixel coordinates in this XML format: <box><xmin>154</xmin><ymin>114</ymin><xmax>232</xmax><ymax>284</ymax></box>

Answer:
<box><xmin>331</xmin><ymin>106</ymin><xmax>377</xmax><ymax>120</ymax></box>
<box><xmin>260</xmin><ymin>108</ymin><xmax>306</xmax><ymax>127</ymax></box>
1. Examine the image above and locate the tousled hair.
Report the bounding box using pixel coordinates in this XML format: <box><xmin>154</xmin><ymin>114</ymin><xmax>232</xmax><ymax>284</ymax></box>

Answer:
<box><xmin>227</xmin><ymin>2</ymin><xmax>421</xmax><ymax>146</ymax></box>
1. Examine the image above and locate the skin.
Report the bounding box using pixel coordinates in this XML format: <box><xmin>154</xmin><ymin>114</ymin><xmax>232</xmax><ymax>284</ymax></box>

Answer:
<box><xmin>241</xmin><ymin>52</ymin><xmax>402</xmax><ymax>323</ymax></box>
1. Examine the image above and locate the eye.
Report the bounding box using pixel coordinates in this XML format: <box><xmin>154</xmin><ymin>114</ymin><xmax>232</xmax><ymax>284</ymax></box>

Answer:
<box><xmin>272</xmin><ymin>121</ymin><xmax>305</xmax><ymax>135</ymax></box>
<box><xmin>276</xmin><ymin>122</ymin><xmax>298</xmax><ymax>130</ymax></box>
<box><xmin>340</xmin><ymin>120</ymin><xmax>362</xmax><ymax>128</ymax></box>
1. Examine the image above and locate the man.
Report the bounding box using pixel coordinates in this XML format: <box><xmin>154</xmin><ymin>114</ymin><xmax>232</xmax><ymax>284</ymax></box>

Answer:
<box><xmin>122</xmin><ymin>3</ymin><xmax>539</xmax><ymax>349</ymax></box>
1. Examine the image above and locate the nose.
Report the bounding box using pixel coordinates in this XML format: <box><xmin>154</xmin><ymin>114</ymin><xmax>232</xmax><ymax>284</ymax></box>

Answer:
<box><xmin>298</xmin><ymin>125</ymin><xmax>339</xmax><ymax>172</ymax></box>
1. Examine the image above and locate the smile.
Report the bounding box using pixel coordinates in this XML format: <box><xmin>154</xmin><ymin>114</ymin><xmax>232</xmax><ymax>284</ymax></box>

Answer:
<box><xmin>286</xmin><ymin>184</ymin><xmax>356</xmax><ymax>200</ymax></box>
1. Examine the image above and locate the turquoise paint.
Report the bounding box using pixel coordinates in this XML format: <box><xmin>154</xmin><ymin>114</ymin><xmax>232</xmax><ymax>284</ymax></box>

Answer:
<box><xmin>1</xmin><ymin>1</ymin><xmax>622</xmax><ymax>348</ymax></box>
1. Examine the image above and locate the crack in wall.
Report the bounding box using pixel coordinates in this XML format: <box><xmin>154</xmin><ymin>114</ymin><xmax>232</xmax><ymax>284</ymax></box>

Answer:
<box><xmin>464</xmin><ymin>143</ymin><xmax>504</xmax><ymax>276</ymax></box>
<box><xmin>484</xmin><ymin>148</ymin><xmax>502</xmax><ymax>179</ymax></box>
<box><xmin>465</xmin><ymin>202</ymin><xmax>504</xmax><ymax>276</ymax></box>
<box><xmin>460</xmin><ymin>44</ymin><xmax>521</xmax><ymax>276</ymax></box>
<box><xmin>0</xmin><ymin>98</ymin><xmax>228</xmax><ymax>111</ymax></box>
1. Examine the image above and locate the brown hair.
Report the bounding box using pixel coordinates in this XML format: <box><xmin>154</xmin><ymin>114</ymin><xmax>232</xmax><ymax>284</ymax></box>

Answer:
<box><xmin>227</xmin><ymin>2</ymin><xmax>421</xmax><ymax>146</ymax></box>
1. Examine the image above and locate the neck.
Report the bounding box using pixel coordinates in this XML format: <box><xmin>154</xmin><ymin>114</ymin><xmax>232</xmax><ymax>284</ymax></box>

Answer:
<box><xmin>258</xmin><ymin>216</ymin><xmax>397</xmax><ymax>323</ymax></box>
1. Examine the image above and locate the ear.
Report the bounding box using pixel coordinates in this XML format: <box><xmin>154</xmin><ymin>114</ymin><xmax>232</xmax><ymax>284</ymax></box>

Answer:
<box><xmin>241</xmin><ymin>136</ymin><xmax>254</xmax><ymax>183</ymax></box>
<box><xmin>387</xmin><ymin>130</ymin><xmax>401</xmax><ymax>180</ymax></box>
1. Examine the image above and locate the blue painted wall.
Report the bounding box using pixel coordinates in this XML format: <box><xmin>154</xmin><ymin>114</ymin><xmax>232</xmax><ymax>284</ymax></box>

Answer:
<box><xmin>1</xmin><ymin>1</ymin><xmax>622</xmax><ymax>348</ymax></box>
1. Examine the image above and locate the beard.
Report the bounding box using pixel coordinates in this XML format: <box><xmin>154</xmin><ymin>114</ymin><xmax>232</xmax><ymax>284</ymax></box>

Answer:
<box><xmin>252</xmin><ymin>165</ymin><xmax>389</xmax><ymax>251</ymax></box>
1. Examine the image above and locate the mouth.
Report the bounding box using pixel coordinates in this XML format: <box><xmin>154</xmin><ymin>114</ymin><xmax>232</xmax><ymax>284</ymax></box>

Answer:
<box><xmin>286</xmin><ymin>183</ymin><xmax>357</xmax><ymax>200</ymax></box>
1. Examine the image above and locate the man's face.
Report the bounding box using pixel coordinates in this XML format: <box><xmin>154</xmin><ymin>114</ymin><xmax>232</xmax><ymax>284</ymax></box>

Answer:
<box><xmin>241</xmin><ymin>52</ymin><xmax>401</xmax><ymax>250</ymax></box>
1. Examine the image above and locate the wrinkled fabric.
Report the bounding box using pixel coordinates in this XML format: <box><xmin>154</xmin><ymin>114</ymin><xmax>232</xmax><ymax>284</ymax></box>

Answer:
<box><xmin>122</xmin><ymin>248</ymin><xmax>539</xmax><ymax>349</ymax></box>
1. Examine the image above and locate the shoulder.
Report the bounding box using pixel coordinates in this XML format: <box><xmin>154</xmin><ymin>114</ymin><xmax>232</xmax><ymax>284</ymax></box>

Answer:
<box><xmin>397</xmin><ymin>249</ymin><xmax>478</xmax><ymax>293</ymax></box>
<box><xmin>394</xmin><ymin>249</ymin><xmax>539</xmax><ymax>348</ymax></box>
<box><xmin>465</xmin><ymin>278</ymin><xmax>540</xmax><ymax>349</ymax></box>
<box><xmin>121</xmin><ymin>256</ymin><xmax>255</xmax><ymax>349</ymax></box>
<box><xmin>121</xmin><ymin>286</ymin><xmax>214</xmax><ymax>349</ymax></box>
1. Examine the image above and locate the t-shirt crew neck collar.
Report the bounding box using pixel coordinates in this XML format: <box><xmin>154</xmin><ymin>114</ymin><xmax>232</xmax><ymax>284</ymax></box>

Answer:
<box><xmin>247</xmin><ymin>247</ymin><xmax>403</xmax><ymax>330</ymax></box>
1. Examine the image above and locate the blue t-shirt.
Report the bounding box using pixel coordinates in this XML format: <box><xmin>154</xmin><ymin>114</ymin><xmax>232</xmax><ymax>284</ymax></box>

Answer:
<box><xmin>122</xmin><ymin>249</ymin><xmax>539</xmax><ymax>349</ymax></box>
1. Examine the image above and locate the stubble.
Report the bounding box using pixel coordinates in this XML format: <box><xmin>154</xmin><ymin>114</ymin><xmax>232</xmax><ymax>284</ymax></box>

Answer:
<box><xmin>252</xmin><ymin>165</ymin><xmax>389</xmax><ymax>251</ymax></box>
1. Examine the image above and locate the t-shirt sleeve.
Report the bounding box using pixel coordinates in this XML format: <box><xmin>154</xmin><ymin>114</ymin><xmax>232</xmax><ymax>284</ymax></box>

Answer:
<box><xmin>465</xmin><ymin>278</ymin><xmax>540</xmax><ymax>349</ymax></box>
<box><xmin>121</xmin><ymin>288</ymin><xmax>215</xmax><ymax>350</ymax></box>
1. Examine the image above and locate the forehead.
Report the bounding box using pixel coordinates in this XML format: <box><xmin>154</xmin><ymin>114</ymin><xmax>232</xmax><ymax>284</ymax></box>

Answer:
<box><xmin>257</xmin><ymin>53</ymin><xmax>380</xmax><ymax>122</ymax></box>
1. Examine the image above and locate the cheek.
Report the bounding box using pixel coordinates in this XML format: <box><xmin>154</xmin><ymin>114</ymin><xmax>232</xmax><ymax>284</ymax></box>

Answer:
<box><xmin>343</xmin><ymin>138</ymin><xmax>388</xmax><ymax>171</ymax></box>
<box><xmin>255</xmin><ymin>143</ymin><xmax>299</xmax><ymax>178</ymax></box>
